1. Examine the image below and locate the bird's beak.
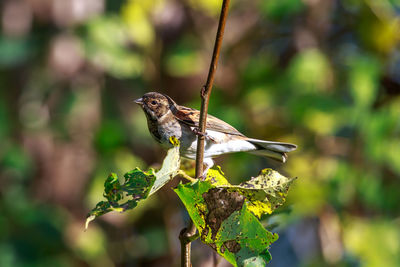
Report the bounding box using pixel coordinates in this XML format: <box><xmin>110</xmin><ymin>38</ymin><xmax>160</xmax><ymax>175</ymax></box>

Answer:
<box><xmin>134</xmin><ymin>98</ymin><xmax>143</xmax><ymax>106</ymax></box>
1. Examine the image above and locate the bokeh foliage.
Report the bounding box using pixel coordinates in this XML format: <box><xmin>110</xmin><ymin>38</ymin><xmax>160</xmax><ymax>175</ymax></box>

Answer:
<box><xmin>0</xmin><ymin>0</ymin><xmax>400</xmax><ymax>266</ymax></box>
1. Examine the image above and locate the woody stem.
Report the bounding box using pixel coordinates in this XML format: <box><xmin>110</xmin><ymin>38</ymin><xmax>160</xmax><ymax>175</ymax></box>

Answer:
<box><xmin>195</xmin><ymin>0</ymin><xmax>231</xmax><ymax>178</ymax></box>
<box><xmin>179</xmin><ymin>0</ymin><xmax>231</xmax><ymax>267</ymax></box>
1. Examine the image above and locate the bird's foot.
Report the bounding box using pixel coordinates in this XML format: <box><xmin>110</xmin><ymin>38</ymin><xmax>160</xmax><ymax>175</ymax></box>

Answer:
<box><xmin>192</xmin><ymin>128</ymin><xmax>216</xmax><ymax>143</ymax></box>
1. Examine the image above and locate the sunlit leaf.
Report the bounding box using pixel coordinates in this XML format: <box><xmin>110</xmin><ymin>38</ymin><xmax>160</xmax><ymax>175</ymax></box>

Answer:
<box><xmin>86</xmin><ymin>137</ymin><xmax>181</xmax><ymax>229</ymax></box>
<box><xmin>175</xmin><ymin>180</ymin><xmax>279</xmax><ymax>267</ymax></box>
<box><xmin>206</xmin><ymin>166</ymin><xmax>230</xmax><ymax>186</ymax></box>
<box><xmin>149</xmin><ymin>137</ymin><xmax>181</xmax><ymax>195</ymax></box>
<box><xmin>206</xmin><ymin>167</ymin><xmax>296</xmax><ymax>217</ymax></box>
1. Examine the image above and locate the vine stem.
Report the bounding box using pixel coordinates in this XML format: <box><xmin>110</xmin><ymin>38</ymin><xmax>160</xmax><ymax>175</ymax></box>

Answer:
<box><xmin>179</xmin><ymin>0</ymin><xmax>231</xmax><ymax>267</ymax></box>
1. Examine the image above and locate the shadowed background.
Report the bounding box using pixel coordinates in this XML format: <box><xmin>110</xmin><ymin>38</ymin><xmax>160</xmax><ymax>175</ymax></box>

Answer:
<box><xmin>0</xmin><ymin>0</ymin><xmax>399</xmax><ymax>266</ymax></box>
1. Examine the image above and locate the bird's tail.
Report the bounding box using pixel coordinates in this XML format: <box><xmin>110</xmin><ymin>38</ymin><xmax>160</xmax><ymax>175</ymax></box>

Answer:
<box><xmin>247</xmin><ymin>138</ymin><xmax>297</xmax><ymax>163</ymax></box>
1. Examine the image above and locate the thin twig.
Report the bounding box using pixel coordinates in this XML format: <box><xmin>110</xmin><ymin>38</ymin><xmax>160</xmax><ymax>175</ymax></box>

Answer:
<box><xmin>179</xmin><ymin>1</ymin><xmax>231</xmax><ymax>267</ymax></box>
<box><xmin>195</xmin><ymin>0</ymin><xmax>231</xmax><ymax>178</ymax></box>
<box><xmin>177</xmin><ymin>170</ymin><xmax>197</xmax><ymax>183</ymax></box>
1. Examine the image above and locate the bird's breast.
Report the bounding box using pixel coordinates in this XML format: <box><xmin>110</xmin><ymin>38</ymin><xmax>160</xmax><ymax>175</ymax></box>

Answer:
<box><xmin>158</xmin><ymin>120</ymin><xmax>182</xmax><ymax>139</ymax></box>
<box><xmin>155</xmin><ymin>116</ymin><xmax>184</xmax><ymax>149</ymax></box>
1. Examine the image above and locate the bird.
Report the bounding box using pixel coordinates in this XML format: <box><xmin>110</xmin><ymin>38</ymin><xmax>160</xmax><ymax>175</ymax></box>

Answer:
<box><xmin>134</xmin><ymin>92</ymin><xmax>297</xmax><ymax>176</ymax></box>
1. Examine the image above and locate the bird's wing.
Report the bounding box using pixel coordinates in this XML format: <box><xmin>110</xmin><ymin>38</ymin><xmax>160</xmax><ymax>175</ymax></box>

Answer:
<box><xmin>173</xmin><ymin>106</ymin><xmax>245</xmax><ymax>136</ymax></box>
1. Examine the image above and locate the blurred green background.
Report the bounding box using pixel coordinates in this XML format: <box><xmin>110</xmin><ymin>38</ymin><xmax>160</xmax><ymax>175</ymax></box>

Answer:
<box><xmin>1</xmin><ymin>0</ymin><xmax>399</xmax><ymax>266</ymax></box>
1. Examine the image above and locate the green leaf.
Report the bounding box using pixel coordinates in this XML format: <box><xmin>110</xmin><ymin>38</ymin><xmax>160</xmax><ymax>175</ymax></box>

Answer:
<box><xmin>86</xmin><ymin>137</ymin><xmax>180</xmax><ymax>229</ymax></box>
<box><xmin>206</xmin><ymin>167</ymin><xmax>296</xmax><ymax>218</ymax></box>
<box><xmin>175</xmin><ymin>180</ymin><xmax>278</xmax><ymax>267</ymax></box>
<box><xmin>174</xmin><ymin>166</ymin><xmax>295</xmax><ymax>265</ymax></box>
<box><xmin>104</xmin><ymin>173</ymin><xmax>123</xmax><ymax>203</ymax></box>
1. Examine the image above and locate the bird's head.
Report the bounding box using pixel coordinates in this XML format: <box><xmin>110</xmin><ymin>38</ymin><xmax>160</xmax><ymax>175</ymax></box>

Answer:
<box><xmin>135</xmin><ymin>92</ymin><xmax>177</xmax><ymax>120</ymax></box>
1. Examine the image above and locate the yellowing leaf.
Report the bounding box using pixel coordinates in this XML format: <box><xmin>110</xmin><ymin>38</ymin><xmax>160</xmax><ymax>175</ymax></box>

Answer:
<box><xmin>206</xmin><ymin>165</ymin><xmax>230</xmax><ymax>186</ymax></box>
<box><xmin>205</xmin><ymin>167</ymin><xmax>296</xmax><ymax>218</ymax></box>
<box><xmin>175</xmin><ymin>166</ymin><xmax>295</xmax><ymax>266</ymax></box>
<box><xmin>231</xmin><ymin>169</ymin><xmax>296</xmax><ymax>217</ymax></box>
<box><xmin>175</xmin><ymin>181</ymin><xmax>278</xmax><ymax>267</ymax></box>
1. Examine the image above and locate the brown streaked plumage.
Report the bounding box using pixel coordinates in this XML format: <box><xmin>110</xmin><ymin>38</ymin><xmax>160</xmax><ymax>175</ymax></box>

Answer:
<box><xmin>135</xmin><ymin>92</ymin><xmax>297</xmax><ymax>175</ymax></box>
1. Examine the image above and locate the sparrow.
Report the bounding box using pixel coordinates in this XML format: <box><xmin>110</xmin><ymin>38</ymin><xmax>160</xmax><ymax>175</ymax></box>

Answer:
<box><xmin>135</xmin><ymin>92</ymin><xmax>297</xmax><ymax>175</ymax></box>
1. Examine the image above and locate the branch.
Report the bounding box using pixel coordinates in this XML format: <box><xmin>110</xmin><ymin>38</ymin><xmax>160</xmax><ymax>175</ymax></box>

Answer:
<box><xmin>179</xmin><ymin>1</ymin><xmax>231</xmax><ymax>267</ymax></box>
<box><xmin>195</xmin><ymin>0</ymin><xmax>231</xmax><ymax>179</ymax></box>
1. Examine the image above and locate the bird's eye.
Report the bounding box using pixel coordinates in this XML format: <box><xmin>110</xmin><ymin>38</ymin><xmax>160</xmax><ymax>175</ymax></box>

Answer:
<box><xmin>151</xmin><ymin>100</ymin><xmax>157</xmax><ymax>105</ymax></box>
